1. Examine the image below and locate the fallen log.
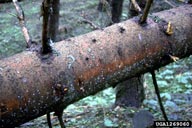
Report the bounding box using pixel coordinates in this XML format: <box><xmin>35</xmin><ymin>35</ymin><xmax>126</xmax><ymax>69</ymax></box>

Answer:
<box><xmin>0</xmin><ymin>5</ymin><xmax>192</xmax><ymax>127</ymax></box>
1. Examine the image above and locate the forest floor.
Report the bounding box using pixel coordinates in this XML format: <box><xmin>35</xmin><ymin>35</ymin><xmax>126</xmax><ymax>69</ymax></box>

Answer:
<box><xmin>0</xmin><ymin>0</ymin><xmax>192</xmax><ymax>128</ymax></box>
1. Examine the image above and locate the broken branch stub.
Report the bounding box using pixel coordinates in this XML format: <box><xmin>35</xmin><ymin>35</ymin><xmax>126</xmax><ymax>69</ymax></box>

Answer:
<box><xmin>0</xmin><ymin>5</ymin><xmax>192</xmax><ymax>127</ymax></box>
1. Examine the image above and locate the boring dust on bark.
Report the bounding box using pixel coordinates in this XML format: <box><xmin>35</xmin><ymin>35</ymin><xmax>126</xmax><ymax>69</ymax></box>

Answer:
<box><xmin>0</xmin><ymin>0</ymin><xmax>191</xmax><ymax>128</ymax></box>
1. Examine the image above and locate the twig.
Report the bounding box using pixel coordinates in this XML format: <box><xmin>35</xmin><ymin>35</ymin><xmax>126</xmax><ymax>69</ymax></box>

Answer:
<box><xmin>7</xmin><ymin>12</ymin><xmax>18</xmax><ymax>17</ymax></box>
<box><xmin>150</xmin><ymin>70</ymin><xmax>169</xmax><ymax>122</ymax></box>
<box><xmin>139</xmin><ymin>0</ymin><xmax>153</xmax><ymax>24</ymax></box>
<box><xmin>47</xmin><ymin>112</ymin><xmax>52</xmax><ymax>128</ymax></box>
<box><xmin>168</xmin><ymin>54</ymin><xmax>179</xmax><ymax>62</ymax></box>
<box><xmin>130</xmin><ymin>0</ymin><xmax>142</xmax><ymax>13</ymax></box>
<box><xmin>164</xmin><ymin>0</ymin><xmax>176</xmax><ymax>8</ymax></box>
<box><xmin>12</xmin><ymin>0</ymin><xmax>31</xmax><ymax>48</ymax></box>
<box><xmin>81</xmin><ymin>18</ymin><xmax>101</xmax><ymax>30</ymax></box>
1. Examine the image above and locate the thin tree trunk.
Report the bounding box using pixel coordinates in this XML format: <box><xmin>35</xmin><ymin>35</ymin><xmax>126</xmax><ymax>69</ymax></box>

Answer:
<box><xmin>112</xmin><ymin>0</ymin><xmax>146</xmax><ymax>108</ymax></box>
<box><xmin>111</xmin><ymin>0</ymin><xmax>124</xmax><ymax>23</ymax></box>
<box><xmin>48</xmin><ymin>0</ymin><xmax>60</xmax><ymax>42</ymax></box>
<box><xmin>41</xmin><ymin>0</ymin><xmax>52</xmax><ymax>54</ymax></box>
<box><xmin>115</xmin><ymin>76</ymin><xmax>145</xmax><ymax>107</ymax></box>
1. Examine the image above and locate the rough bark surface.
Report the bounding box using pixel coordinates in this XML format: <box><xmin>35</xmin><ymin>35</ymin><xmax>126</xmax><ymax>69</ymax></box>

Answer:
<box><xmin>48</xmin><ymin>0</ymin><xmax>60</xmax><ymax>42</ymax></box>
<box><xmin>115</xmin><ymin>76</ymin><xmax>145</xmax><ymax>107</ymax></box>
<box><xmin>114</xmin><ymin>0</ymin><xmax>146</xmax><ymax>108</ymax></box>
<box><xmin>111</xmin><ymin>0</ymin><xmax>124</xmax><ymax>23</ymax></box>
<box><xmin>41</xmin><ymin>0</ymin><xmax>53</xmax><ymax>54</ymax></box>
<box><xmin>0</xmin><ymin>5</ymin><xmax>192</xmax><ymax>127</ymax></box>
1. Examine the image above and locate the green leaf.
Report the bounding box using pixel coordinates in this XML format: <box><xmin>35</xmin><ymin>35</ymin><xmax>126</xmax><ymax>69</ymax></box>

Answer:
<box><xmin>179</xmin><ymin>76</ymin><xmax>188</xmax><ymax>84</ymax></box>
<box><xmin>157</xmin><ymin>80</ymin><xmax>169</xmax><ymax>87</ymax></box>
<box><xmin>104</xmin><ymin>118</ymin><xmax>114</xmax><ymax>127</ymax></box>
<box><xmin>160</xmin><ymin>69</ymin><xmax>174</xmax><ymax>76</ymax></box>
<box><xmin>184</xmin><ymin>84</ymin><xmax>192</xmax><ymax>89</ymax></box>
<box><xmin>143</xmin><ymin>99</ymin><xmax>158</xmax><ymax>110</ymax></box>
<box><xmin>122</xmin><ymin>13</ymin><xmax>127</xmax><ymax>18</ymax></box>
<box><xmin>165</xmin><ymin>100</ymin><xmax>179</xmax><ymax>111</ymax></box>
<box><xmin>160</xmin><ymin>93</ymin><xmax>171</xmax><ymax>100</ymax></box>
<box><xmin>164</xmin><ymin>75</ymin><xmax>174</xmax><ymax>80</ymax></box>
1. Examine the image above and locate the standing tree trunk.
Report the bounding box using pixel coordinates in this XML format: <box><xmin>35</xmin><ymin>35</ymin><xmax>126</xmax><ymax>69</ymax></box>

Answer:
<box><xmin>41</xmin><ymin>0</ymin><xmax>52</xmax><ymax>54</ymax></box>
<box><xmin>48</xmin><ymin>0</ymin><xmax>60</xmax><ymax>42</ymax></box>
<box><xmin>111</xmin><ymin>0</ymin><xmax>124</xmax><ymax>23</ymax></box>
<box><xmin>110</xmin><ymin>0</ymin><xmax>146</xmax><ymax>108</ymax></box>
<box><xmin>115</xmin><ymin>76</ymin><xmax>145</xmax><ymax>107</ymax></box>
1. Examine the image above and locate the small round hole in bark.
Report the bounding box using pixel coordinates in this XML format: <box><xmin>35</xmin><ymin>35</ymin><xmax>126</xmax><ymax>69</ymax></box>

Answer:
<box><xmin>92</xmin><ymin>38</ymin><xmax>97</xmax><ymax>43</ymax></box>
<box><xmin>119</xmin><ymin>27</ymin><xmax>125</xmax><ymax>33</ymax></box>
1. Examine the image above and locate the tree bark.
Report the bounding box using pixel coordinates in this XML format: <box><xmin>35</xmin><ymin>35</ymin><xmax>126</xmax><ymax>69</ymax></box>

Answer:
<box><xmin>41</xmin><ymin>0</ymin><xmax>53</xmax><ymax>54</ymax></box>
<box><xmin>114</xmin><ymin>0</ymin><xmax>146</xmax><ymax>108</ymax></box>
<box><xmin>48</xmin><ymin>0</ymin><xmax>60</xmax><ymax>42</ymax></box>
<box><xmin>0</xmin><ymin>5</ymin><xmax>192</xmax><ymax>127</ymax></box>
<box><xmin>115</xmin><ymin>76</ymin><xmax>145</xmax><ymax>107</ymax></box>
<box><xmin>111</xmin><ymin>0</ymin><xmax>124</xmax><ymax>23</ymax></box>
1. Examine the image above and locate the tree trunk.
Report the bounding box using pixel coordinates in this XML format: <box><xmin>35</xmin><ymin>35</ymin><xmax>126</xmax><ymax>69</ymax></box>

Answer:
<box><xmin>48</xmin><ymin>0</ymin><xmax>60</xmax><ymax>42</ymax></box>
<box><xmin>114</xmin><ymin>0</ymin><xmax>146</xmax><ymax>108</ymax></box>
<box><xmin>111</xmin><ymin>0</ymin><xmax>124</xmax><ymax>23</ymax></box>
<box><xmin>115</xmin><ymin>76</ymin><xmax>145</xmax><ymax>107</ymax></box>
<box><xmin>0</xmin><ymin>5</ymin><xmax>191</xmax><ymax>127</ymax></box>
<box><xmin>41</xmin><ymin>0</ymin><xmax>52</xmax><ymax>54</ymax></box>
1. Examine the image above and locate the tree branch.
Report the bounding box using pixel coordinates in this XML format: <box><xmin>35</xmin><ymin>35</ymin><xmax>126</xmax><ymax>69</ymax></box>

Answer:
<box><xmin>130</xmin><ymin>0</ymin><xmax>142</xmax><ymax>13</ymax></box>
<box><xmin>139</xmin><ymin>0</ymin><xmax>153</xmax><ymax>24</ymax></box>
<box><xmin>13</xmin><ymin>0</ymin><xmax>31</xmax><ymax>48</ymax></box>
